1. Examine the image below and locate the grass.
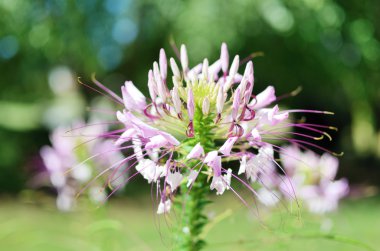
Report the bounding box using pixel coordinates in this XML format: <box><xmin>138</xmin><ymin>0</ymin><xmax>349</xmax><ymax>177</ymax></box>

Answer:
<box><xmin>0</xmin><ymin>193</ymin><xmax>379</xmax><ymax>251</ymax></box>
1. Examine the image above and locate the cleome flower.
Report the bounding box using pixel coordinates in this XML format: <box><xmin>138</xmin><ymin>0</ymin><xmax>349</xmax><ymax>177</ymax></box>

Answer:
<box><xmin>40</xmin><ymin>121</ymin><xmax>127</xmax><ymax>211</ymax></box>
<box><xmin>278</xmin><ymin>145</ymin><xmax>349</xmax><ymax>214</ymax></box>
<box><xmin>94</xmin><ymin>43</ymin><xmax>341</xmax><ymax>214</ymax></box>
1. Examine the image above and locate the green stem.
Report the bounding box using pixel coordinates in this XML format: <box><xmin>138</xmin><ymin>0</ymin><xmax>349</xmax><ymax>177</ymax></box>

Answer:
<box><xmin>174</xmin><ymin>174</ymin><xmax>210</xmax><ymax>251</ymax></box>
<box><xmin>173</xmin><ymin>108</ymin><xmax>216</xmax><ymax>251</ymax></box>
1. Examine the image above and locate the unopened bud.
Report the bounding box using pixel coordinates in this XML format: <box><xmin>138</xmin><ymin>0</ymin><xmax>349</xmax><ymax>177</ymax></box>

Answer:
<box><xmin>180</xmin><ymin>44</ymin><xmax>188</xmax><ymax>72</ymax></box>
<box><xmin>170</xmin><ymin>58</ymin><xmax>181</xmax><ymax>79</ymax></box>
<box><xmin>171</xmin><ymin>87</ymin><xmax>182</xmax><ymax>115</ymax></box>
<box><xmin>202</xmin><ymin>97</ymin><xmax>210</xmax><ymax>115</ymax></box>
<box><xmin>202</xmin><ymin>58</ymin><xmax>209</xmax><ymax>80</ymax></box>
<box><xmin>187</xmin><ymin>88</ymin><xmax>195</xmax><ymax>121</ymax></box>
<box><xmin>221</xmin><ymin>43</ymin><xmax>229</xmax><ymax>74</ymax></box>
<box><xmin>159</xmin><ymin>49</ymin><xmax>167</xmax><ymax>81</ymax></box>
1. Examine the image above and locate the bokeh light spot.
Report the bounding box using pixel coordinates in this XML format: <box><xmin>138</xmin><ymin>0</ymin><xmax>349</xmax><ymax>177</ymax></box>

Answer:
<box><xmin>97</xmin><ymin>45</ymin><xmax>123</xmax><ymax>70</ymax></box>
<box><xmin>29</xmin><ymin>24</ymin><xmax>50</xmax><ymax>48</ymax></box>
<box><xmin>260</xmin><ymin>0</ymin><xmax>294</xmax><ymax>33</ymax></box>
<box><xmin>0</xmin><ymin>36</ymin><xmax>19</xmax><ymax>60</ymax></box>
<box><xmin>104</xmin><ymin>0</ymin><xmax>132</xmax><ymax>15</ymax></box>
<box><xmin>112</xmin><ymin>18</ymin><xmax>138</xmax><ymax>45</ymax></box>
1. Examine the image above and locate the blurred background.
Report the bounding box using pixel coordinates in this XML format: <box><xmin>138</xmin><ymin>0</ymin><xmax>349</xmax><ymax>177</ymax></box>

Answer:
<box><xmin>0</xmin><ymin>0</ymin><xmax>379</xmax><ymax>250</ymax></box>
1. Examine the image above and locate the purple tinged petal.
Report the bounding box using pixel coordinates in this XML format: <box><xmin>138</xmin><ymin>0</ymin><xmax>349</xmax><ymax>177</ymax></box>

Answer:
<box><xmin>124</xmin><ymin>112</ymin><xmax>180</xmax><ymax>146</ymax></box>
<box><xmin>268</xmin><ymin>105</ymin><xmax>289</xmax><ymax>125</ymax></box>
<box><xmin>186</xmin><ymin>170</ymin><xmax>199</xmax><ymax>187</ymax></box>
<box><xmin>210</xmin><ymin>156</ymin><xmax>222</xmax><ymax>176</ymax></box>
<box><xmin>121</xmin><ymin>81</ymin><xmax>146</xmax><ymax>111</ymax></box>
<box><xmin>231</xmin><ymin>88</ymin><xmax>241</xmax><ymax>120</ymax></box>
<box><xmin>145</xmin><ymin>135</ymin><xmax>170</xmax><ymax>149</ymax></box>
<box><xmin>114</xmin><ymin>128</ymin><xmax>135</xmax><ymax>146</ymax></box>
<box><xmin>250</xmin><ymin>86</ymin><xmax>276</xmax><ymax>109</ymax></box>
<box><xmin>159</xmin><ymin>131</ymin><xmax>180</xmax><ymax>146</ymax></box>
<box><xmin>219</xmin><ymin>136</ymin><xmax>238</xmax><ymax>156</ymax></box>
<box><xmin>204</xmin><ymin>150</ymin><xmax>218</xmax><ymax>164</ymax></box>
<box><xmin>116</xmin><ymin>110</ymin><xmax>130</xmax><ymax>126</ymax></box>
<box><xmin>243</xmin><ymin>61</ymin><xmax>254</xmax><ymax>101</ymax></box>
<box><xmin>186</xmin><ymin>143</ymin><xmax>205</xmax><ymax>159</ymax></box>
<box><xmin>125</xmin><ymin>112</ymin><xmax>158</xmax><ymax>137</ymax></box>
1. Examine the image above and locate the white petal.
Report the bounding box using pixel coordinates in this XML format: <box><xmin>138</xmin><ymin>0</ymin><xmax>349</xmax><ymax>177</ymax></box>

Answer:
<box><xmin>186</xmin><ymin>170</ymin><xmax>199</xmax><ymax>187</ymax></box>
<box><xmin>167</xmin><ymin>171</ymin><xmax>183</xmax><ymax>192</ymax></box>
<box><xmin>157</xmin><ymin>199</ymin><xmax>172</xmax><ymax>214</ymax></box>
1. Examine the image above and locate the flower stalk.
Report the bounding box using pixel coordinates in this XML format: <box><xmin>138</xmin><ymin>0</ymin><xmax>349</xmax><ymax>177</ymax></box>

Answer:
<box><xmin>174</xmin><ymin>108</ymin><xmax>215</xmax><ymax>250</ymax></box>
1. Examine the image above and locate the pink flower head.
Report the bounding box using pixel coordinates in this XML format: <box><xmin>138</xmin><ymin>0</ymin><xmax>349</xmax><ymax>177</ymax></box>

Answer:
<box><xmin>86</xmin><ymin>43</ymin><xmax>342</xmax><ymax>214</ymax></box>
<box><xmin>40</xmin><ymin>121</ymin><xmax>127</xmax><ymax>211</ymax></box>
<box><xmin>278</xmin><ymin>145</ymin><xmax>348</xmax><ymax>214</ymax></box>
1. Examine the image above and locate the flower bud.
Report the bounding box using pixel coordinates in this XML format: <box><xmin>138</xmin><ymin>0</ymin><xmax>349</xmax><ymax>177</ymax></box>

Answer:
<box><xmin>220</xmin><ymin>43</ymin><xmax>229</xmax><ymax>74</ymax></box>
<box><xmin>153</xmin><ymin>61</ymin><xmax>167</xmax><ymax>102</ymax></box>
<box><xmin>187</xmin><ymin>88</ymin><xmax>195</xmax><ymax>121</ymax></box>
<box><xmin>180</xmin><ymin>44</ymin><xmax>188</xmax><ymax>72</ymax></box>
<box><xmin>171</xmin><ymin>86</ymin><xmax>182</xmax><ymax>115</ymax></box>
<box><xmin>202</xmin><ymin>58</ymin><xmax>209</xmax><ymax>80</ymax></box>
<box><xmin>229</xmin><ymin>55</ymin><xmax>240</xmax><ymax>77</ymax></box>
<box><xmin>216</xmin><ymin>84</ymin><xmax>225</xmax><ymax>114</ymax></box>
<box><xmin>202</xmin><ymin>97</ymin><xmax>210</xmax><ymax>115</ymax></box>
<box><xmin>159</xmin><ymin>49</ymin><xmax>167</xmax><ymax>81</ymax></box>
<box><xmin>170</xmin><ymin>57</ymin><xmax>181</xmax><ymax>79</ymax></box>
<box><xmin>232</xmin><ymin>88</ymin><xmax>241</xmax><ymax>120</ymax></box>
<box><xmin>148</xmin><ymin>70</ymin><xmax>157</xmax><ymax>102</ymax></box>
